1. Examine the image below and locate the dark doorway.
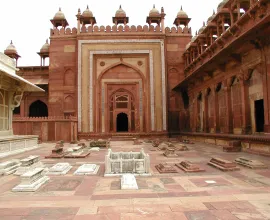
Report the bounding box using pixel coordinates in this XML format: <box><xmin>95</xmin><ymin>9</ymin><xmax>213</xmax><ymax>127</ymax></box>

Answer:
<box><xmin>29</xmin><ymin>100</ymin><xmax>48</xmax><ymax>117</ymax></box>
<box><xmin>255</xmin><ymin>99</ymin><xmax>264</xmax><ymax>132</ymax></box>
<box><xmin>117</xmin><ymin>113</ymin><xmax>128</xmax><ymax>132</ymax></box>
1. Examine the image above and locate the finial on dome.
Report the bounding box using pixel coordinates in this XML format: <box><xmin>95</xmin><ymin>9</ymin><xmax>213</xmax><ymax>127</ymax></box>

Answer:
<box><xmin>46</xmin><ymin>39</ymin><xmax>48</xmax><ymax>44</ymax></box>
<box><xmin>181</xmin><ymin>6</ymin><xmax>183</xmax><ymax>10</ymax></box>
<box><xmin>203</xmin><ymin>21</ymin><xmax>205</xmax><ymax>26</ymax></box>
<box><xmin>87</xmin><ymin>5</ymin><xmax>89</xmax><ymax>9</ymax></box>
<box><xmin>120</xmin><ymin>5</ymin><xmax>122</xmax><ymax>9</ymax></box>
<box><xmin>195</xmin><ymin>30</ymin><xmax>198</xmax><ymax>35</ymax></box>
<box><xmin>78</xmin><ymin>8</ymin><xmax>81</xmax><ymax>13</ymax></box>
<box><xmin>153</xmin><ymin>4</ymin><xmax>155</xmax><ymax>8</ymax></box>
<box><xmin>10</xmin><ymin>40</ymin><xmax>13</xmax><ymax>44</ymax></box>
<box><xmin>213</xmin><ymin>9</ymin><xmax>215</xmax><ymax>15</ymax></box>
<box><xmin>59</xmin><ymin>7</ymin><xmax>61</xmax><ymax>11</ymax></box>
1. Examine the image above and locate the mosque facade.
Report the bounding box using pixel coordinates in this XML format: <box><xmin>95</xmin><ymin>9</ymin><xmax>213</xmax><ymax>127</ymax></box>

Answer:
<box><xmin>4</xmin><ymin>0</ymin><xmax>270</xmax><ymax>153</ymax></box>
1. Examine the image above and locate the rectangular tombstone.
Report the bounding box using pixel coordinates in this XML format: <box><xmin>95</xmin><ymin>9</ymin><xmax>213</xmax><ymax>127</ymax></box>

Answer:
<box><xmin>48</xmin><ymin>163</ymin><xmax>72</xmax><ymax>175</ymax></box>
<box><xmin>235</xmin><ymin>157</ymin><xmax>267</xmax><ymax>169</ymax></box>
<box><xmin>208</xmin><ymin>157</ymin><xmax>240</xmax><ymax>171</ymax></box>
<box><xmin>175</xmin><ymin>161</ymin><xmax>205</xmax><ymax>172</ymax></box>
<box><xmin>74</xmin><ymin>164</ymin><xmax>100</xmax><ymax>175</ymax></box>
<box><xmin>121</xmin><ymin>174</ymin><xmax>138</xmax><ymax>190</ymax></box>
<box><xmin>12</xmin><ymin>168</ymin><xmax>49</xmax><ymax>192</ymax></box>
<box><xmin>20</xmin><ymin>155</ymin><xmax>39</xmax><ymax>167</ymax></box>
<box><xmin>64</xmin><ymin>150</ymin><xmax>90</xmax><ymax>158</ymax></box>
<box><xmin>0</xmin><ymin>160</ymin><xmax>21</xmax><ymax>175</ymax></box>
<box><xmin>155</xmin><ymin>163</ymin><xmax>178</xmax><ymax>173</ymax></box>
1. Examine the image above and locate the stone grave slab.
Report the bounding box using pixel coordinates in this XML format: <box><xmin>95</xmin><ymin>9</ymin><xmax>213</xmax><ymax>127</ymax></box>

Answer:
<box><xmin>89</xmin><ymin>147</ymin><xmax>100</xmax><ymax>151</ymax></box>
<box><xmin>48</xmin><ymin>163</ymin><xmax>72</xmax><ymax>175</ymax></box>
<box><xmin>12</xmin><ymin>168</ymin><xmax>50</xmax><ymax>192</ymax></box>
<box><xmin>163</xmin><ymin>145</ymin><xmax>178</xmax><ymax>158</ymax></box>
<box><xmin>155</xmin><ymin>163</ymin><xmax>178</xmax><ymax>173</ymax></box>
<box><xmin>208</xmin><ymin>157</ymin><xmax>240</xmax><ymax>171</ymax></box>
<box><xmin>235</xmin><ymin>157</ymin><xmax>267</xmax><ymax>169</ymax></box>
<box><xmin>64</xmin><ymin>149</ymin><xmax>90</xmax><ymax>158</ymax></box>
<box><xmin>175</xmin><ymin>161</ymin><xmax>205</xmax><ymax>172</ymax></box>
<box><xmin>121</xmin><ymin>174</ymin><xmax>138</xmax><ymax>190</ymax></box>
<box><xmin>157</xmin><ymin>142</ymin><xmax>169</xmax><ymax>151</ymax></box>
<box><xmin>176</xmin><ymin>144</ymin><xmax>189</xmax><ymax>151</ymax></box>
<box><xmin>45</xmin><ymin>146</ymin><xmax>67</xmax><ymax>159</ymax></box>
<box><xmin>15</xmin><ymin>155</ymin><xmax>45</xmax><ymax>176</ymax></box>
<box><xmin>0</xmin><ymin>159</ymin><xmax>21</xmax><ymax>175</ymax></box>
<box><xmin>74</xmin><ymin>164</ymin><xmax>100</xmax><ymax>175</ymax></box>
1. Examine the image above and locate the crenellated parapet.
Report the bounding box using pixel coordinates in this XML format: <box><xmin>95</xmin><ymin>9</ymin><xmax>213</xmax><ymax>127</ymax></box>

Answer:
<box><xmin>50</xmin><ymin>25</ymin><xmax>191</xmax><ymax>36</ymax></box>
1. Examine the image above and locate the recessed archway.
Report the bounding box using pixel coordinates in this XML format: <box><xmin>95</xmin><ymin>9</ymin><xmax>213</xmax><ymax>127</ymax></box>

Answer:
<box><xmin>29</xmin><ymin>100</ymin><xmax>48</xmax><ymax>117</ymax></box>
<box><xmin>117</xmin><ymin>113</ymin><xmax>128</xmax><ymax>132</ymax></box>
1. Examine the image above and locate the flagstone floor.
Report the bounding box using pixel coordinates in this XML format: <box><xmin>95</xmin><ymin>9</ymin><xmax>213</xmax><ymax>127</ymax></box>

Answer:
<box><xmin>1</xmin><ymin>140</ymin><xmax>270</xmax><ymax>220</ymax></box>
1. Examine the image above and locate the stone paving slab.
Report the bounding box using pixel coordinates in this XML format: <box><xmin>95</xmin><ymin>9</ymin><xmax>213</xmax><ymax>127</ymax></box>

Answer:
<box><xmin>0</xmin><ymin>140</ymin><xmax>270</xmax><ymax>219</ymax></box>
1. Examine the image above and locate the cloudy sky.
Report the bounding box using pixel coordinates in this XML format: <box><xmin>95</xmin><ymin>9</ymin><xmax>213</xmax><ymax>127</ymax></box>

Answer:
<box><xmin>0</xmin><ymin>0</ymin><xmax>221</xmax><ymax>66</ymax></box>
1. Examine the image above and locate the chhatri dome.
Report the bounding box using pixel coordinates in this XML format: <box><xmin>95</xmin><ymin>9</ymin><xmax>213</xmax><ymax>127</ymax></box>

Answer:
<box><xmin>40</xmin><ymin>39</ymin><xmax>50</xmax><ymax>53</ymax></box>
<box><xmin>6</xmin><ymin>41</ymin><xmax>17</xmax><ymax>53</ymax></box>
<box><xmin>177</xmin><ymin>6</ymin><xmax>188</xmax><ymax>18</ymax></box>
<box><xmin>115</xmin><ymin>5</ymin><xmax>126</xmax><ymax>17</ymax></box>
<box><xmin>82</xmin><ymin>5</ymin><xmax>93</xmax><ymax>18</ymax></box>
<box><xmin>53</xmin><ymin>7</ymin><xmax>66</xmax><ymax>20</ymax></box>
<box><xmin>149</xmin><ymin>4</ymin><xmax>160</xmax><ymax>17</ymax></box>
<box><xmin>207</xmin><ymin>10</ymin><xmax>216</xmax><ymax>23</ymax></box>
<box><xmin>217</xmin><ymin>0</ymin><xmax>229</xmax><ymax>10</ymax></box>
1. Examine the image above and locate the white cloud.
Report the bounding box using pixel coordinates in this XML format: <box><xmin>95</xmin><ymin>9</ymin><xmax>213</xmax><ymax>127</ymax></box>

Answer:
<box><xmin>0</xmin><ymin>0</ymin><xmax>221</xmax><ymax>66</ymax></box>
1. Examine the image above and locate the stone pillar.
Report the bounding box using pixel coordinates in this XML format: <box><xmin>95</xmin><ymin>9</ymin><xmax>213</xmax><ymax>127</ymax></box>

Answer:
<box><xmin>239</xmin><ymin>74</ymin><xmax>251</xmax><ymax>134</ymax></box>
<box><xmin>203</xmin><ymin>89</ymin><xmax>209</xmax><ymax>132</ymax></box>
<box><xmin>262</xmin><ymin>62</ymin><xmax>270</xmax><ymax>133</ymax></box>
<box><xmin>224</xmin><ymin>80</ymin><xmax>233</xmax><ymax>133</ymax></box>
<box><xmin>211</xmin><ymin>85</ymin><xmax>219</xmax><ymax>133</ymax></box>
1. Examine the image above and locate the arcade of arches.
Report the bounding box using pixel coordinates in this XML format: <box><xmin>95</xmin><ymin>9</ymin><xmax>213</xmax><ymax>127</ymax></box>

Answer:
<box><xmin>8</xmin><ymin>1</ymin><xmax>270</xmax><ymax>150</ymax></box>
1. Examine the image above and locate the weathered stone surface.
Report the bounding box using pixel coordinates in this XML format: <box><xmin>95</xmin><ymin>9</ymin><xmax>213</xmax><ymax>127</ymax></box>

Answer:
<box><xmin>45</xmin><ymin>145</ymin><xmax>67</xmax><ymax>159</ymax></box>
<box><xmin>48</xmin><ymin>163</ymin><xmax>72</xmax><ymax>175</ymax></box>
<box><xmin>0</xmin><ymin>159</ymin><xmax>21</xmax><ymax>175</ymax></box>
<box><xmin>121</xmin><ymin>174</ymin><xmax>138</xmax><ymax>190</ymax></box>
<box><xmin>163</xmin><ymin>144</ymin><xmax>178</xmax><ymax>158</ymax></box>
<box><xmin>157</xmin><ymin>142</ymin><xmax>169</xmax><ymax>151</ymax></box>
<box><xmin>12</xmin><ymin>168</ymin><xmax>49</xmax><ymax>192</ymax></box>
<box><xmin>90</xmin><ymin>139</ymin><xmax>109</xmax><ymax>148</ymax></box>
<box><xmin>208</xmin><ymin>157</ymin><xmax>240</xmax><ymax>171</ymax></box>
<box><xmin>105</xmin><ymin>148</ymin><xmax>151</xmax><ymax>176</ymax></box>
<box><xmin>175</xmin><ymin>161</ymin><xmax>205</xmax><ymax>172</ymax></box>
<box><xmin>155</xmin><ymin>163</ymin><xmax>178</xmax><ymax>173</ymax></box>
<box><xmin>223</xmin><ymin>140</ymin><xmax>242</xmax><ymax>152</ymax></box>
<box><xmin>235</xmin><ymin>157</ymin><xmax>267</xmax><ymax>169</ymax></box>
<box><xmin>64</xmin><ymin>149</ymin><xmax>90</xmax><ymax>158</ymax></box>
<box><xmin>14</xmin><ymin>155</ymin><xmax>45</xmax><ymax>176</ymax></box>
<box><xmin>176</xmin><ymin>144</ymin><xmax>189</xmax><ymax>151</ymax></box>
<box><xmin>74</xmin><ymin>164</ymin><xmax>100</xmax><ymax>175</ymax></box>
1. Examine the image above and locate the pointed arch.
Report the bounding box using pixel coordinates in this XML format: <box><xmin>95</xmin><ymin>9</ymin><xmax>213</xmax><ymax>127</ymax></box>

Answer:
<box><xmin>29</xmin><ymin>100</ymin><xmax>48</xmax><ymax>117</ymax></box>
<box><xmin>64</xmin><ymin>95</ymin><xmax>75</xmax><ymax>111</ymax></box>
<box><xmin>98</xmin><ymin>62</ymin><xmax>146</xmax><ymax>82</ymax></box>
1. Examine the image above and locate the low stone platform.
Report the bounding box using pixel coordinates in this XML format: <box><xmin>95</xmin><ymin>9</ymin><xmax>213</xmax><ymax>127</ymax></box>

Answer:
<box><xmin>64</xmin><ymin>150</ymin><xmax>90</xmax><ymax>158</ymax></box>
<box><xmin>235</xmin><ymin>157</ymin><xmax>268</xmax><ymax>169</ymax></box>
<box><xmin>45</xmin><ymin>146</ymin><xmax>67</xmax><ymax>159</ymax></box>
<box><xmin>163</xmin><ymin>146</ymin><xmax>178</xmax><ymax>158</ymax></box>
<box><xmin>48</xmin><ymin>163</ymin><xmax>72</xmax><ymax>175</ymax></box>
<box><xmin>74</xmin><ymin>164</ymin><xmax>100</xmax><ymax>175</ymax></box>
<box><xmin>208</xmin><ymin>157</ymin><xmax>240</xmax><ymax>171</ymax></box>
<box><xmin>0</xmin><ymin>159</ymin><xmax>21</xmax><ymax>175</ymax></box>
<box><xmin>175</xmin><ymin>161</ymin><xmax>205</xmax><ymax>172</ymax></box>
<box><xmin>155</xmin><ymin>163</ymin><xmax>178</xmax><ymax>173</ymax></box>
<box><xmin>12</xmin><ymin>168</ymin><xmax>49</xmax><ymax>192</ymax></box>
<box><xmin>14</xmin><ymin>155</ymin><xmax>45</xmax><ymax>176</ymax></box>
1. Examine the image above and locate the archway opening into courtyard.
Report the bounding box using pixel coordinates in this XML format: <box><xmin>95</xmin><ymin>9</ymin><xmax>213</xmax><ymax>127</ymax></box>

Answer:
<box><xmin>255</xmin><ymin>99</ymin><xmax>264</xmax><ymax>132</ymax></box>
<box><xmin>117</xmin><ymin>113</ymin><xmax>128</xmax><ymax>132</ymax></box>
<box><xmin>29</xmin><ymin>100</ymin><xmax>48</xmax><ymax>117</ymax></box>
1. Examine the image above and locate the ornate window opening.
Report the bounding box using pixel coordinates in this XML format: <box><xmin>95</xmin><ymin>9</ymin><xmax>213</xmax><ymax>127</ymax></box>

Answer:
<box><xmin>0</xmin><ymin>89</ymin><xmax>9</xmax><ymax>131</ymax></box>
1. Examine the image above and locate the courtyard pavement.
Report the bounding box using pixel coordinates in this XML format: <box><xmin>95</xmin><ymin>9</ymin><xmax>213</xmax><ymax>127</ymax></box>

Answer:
<box><xmin>1</xmin><ymin>140</ymin><xmax>270</xmax><ymax>220</ymax></box>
